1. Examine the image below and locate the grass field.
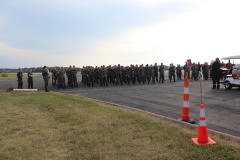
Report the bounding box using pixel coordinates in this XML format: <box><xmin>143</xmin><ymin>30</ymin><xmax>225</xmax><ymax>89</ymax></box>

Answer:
<box><xmin>0</xmin><ymin>91</ymin><xmax>239</xmax><ymax>160</ymax></box>
<box><xmin>0</xmin><ymin>73</ymin><xmax>39</xmax><ymax>80</ymax></box>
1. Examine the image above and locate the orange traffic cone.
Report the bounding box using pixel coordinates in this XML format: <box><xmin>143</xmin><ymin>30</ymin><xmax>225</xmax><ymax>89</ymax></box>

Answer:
<box><xmin>191</xmin><ymin>104</ymin><xmax>216</xmax><ymax>145</ymax></box>
<box><xmin>182</xmin><ymin>72</ymin><xmax>190</xmax><ymax>121</ymax></box>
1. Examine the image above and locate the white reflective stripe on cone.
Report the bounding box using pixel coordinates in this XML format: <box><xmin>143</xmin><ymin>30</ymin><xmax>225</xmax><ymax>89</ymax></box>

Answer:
<box><xmin>200</xmin><ymin>109</ymin><xmax>205</xmax><ymax>118</ymax></box>
<box><xmin>199</xmin><ymin>120</ymin><xmax>207</xmax><ymax>126</ymax></box>
<box><xmin>183</xmin><ymin>101</ymin><xmax>189</xmax><ymax>107</ymax></box>
<box><xmin>184</xmin><ymin>87</ymin><xmax>189</xmax><ymax>94</ymax></box>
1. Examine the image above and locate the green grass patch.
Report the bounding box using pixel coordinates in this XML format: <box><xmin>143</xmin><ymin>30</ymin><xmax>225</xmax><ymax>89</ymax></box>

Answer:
<box><xmin>0</xmin><ymin>73</ymin><xmax>39</xmax><ymax>80</ymax></box>
<box><xmin>0</xmin><ymin>91</ymin><xmax>239</xmax><ymax>160</ymax></box>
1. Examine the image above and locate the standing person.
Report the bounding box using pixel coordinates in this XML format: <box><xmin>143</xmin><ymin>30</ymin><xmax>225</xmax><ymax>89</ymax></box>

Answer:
<box><xmin>57</xmin><ymin>67</ymin><xmax>66</xmax><ymax>89</ymax></box>
<box><xmin>135</xmin><ymin>65</ymin><xmax>140</xmax><ymax>85</ymax></box>
<box><xmin>169</xmin><ymin>63</ymin><xmax>176</xmax><ymax>83</ymax></box>
<box><xmin>191</xmin><ymin>63</ymin><xmax>195</xmax><ymax>80</ymax></box>
<box><xmin>81</xmin><ymin>66</ymin><xmax>87</xmax><ymax>86</ymax></box>
<box><xmin>28</xmin><ymin>69</ymin><xmax>33</xmax><ymax>89</ymax></box>
<box><xmin>176</xmin><ymin>64</ymin><xmax>182</xmax><ymax>80</ymax></box>
<box><xmin>145</xmin><ymin>64</ymin><xmax>151</xmax><ymax>84</ymax></box>
<box><xmin>159</xmin><ymin>63</ymin><xmax>165</xmax><ymax>83</ymax></box>
<box><xmin>192</xmin><ymin>63</ymin><xmax>199</xmax><ymax>81</ymax></box>
<box><xmin>198</xmin><ymin>62</ymin><xmax>201</xmax><ymax>72</ymax></box>
<box><xmin>212</xmin><ymin>58</ymin><xmax>221</xmax><ymax>89</ymax></box>
<box><xmin>51</xmin><ymin>68</ymin><xmax>57</xmax><ymax>85</ymax></box>
<box><xmin>17</xmin><ymin>68</ymin><xmax>23</xmax><ymax>89</ymax></box>
<box><xmin>72</xmin><ymin>65</ymin><xmax>78</xmax><ymax>87</ymax></box>
<box><xmin>101</xmin><ymin>65</ymin><xmax>108</xmax><ymax>86</ymax></box>
<box><xmin>138</xmin><ymin>65</ymin><xmax>144</xmax><ymax>84</ymax></box>
<box><xmin>42</xmin><ymin>66</ymin><xmax>50</xmax><ymax>92</ymax></box>
<box><xmin>153</xmin><ymin>63</ymin><xmax>158</xmax><ymax>83</ymax></box>
<box><xmin>66</xmin><ymin>65</ymin><xmax>73</xmax><ymax>88</ymax></box>
<box><xmin>202</xmin><ymin>62</ymin><xmax>209</xmax><ymax>80</ymax></box>
<box><xmin>226</xmin><ymin>60</ymin><xmax>233</xmax><ymax>74</ymax></box>
<box><xmin>183</xmin><ymin>62</ymin><xmax>191</xmax><ymax>79</ymax></box>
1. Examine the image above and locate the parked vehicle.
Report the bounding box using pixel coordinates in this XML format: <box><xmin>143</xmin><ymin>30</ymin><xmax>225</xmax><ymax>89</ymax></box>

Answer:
<box><xmin>221</xmin><ymin>56</ymin><xmax>240</xmax><ymax>89</ymax></box>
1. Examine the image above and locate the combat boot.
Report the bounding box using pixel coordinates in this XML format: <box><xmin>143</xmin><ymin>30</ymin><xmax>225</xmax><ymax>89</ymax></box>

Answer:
<box><xmin>212</xmin><ymin>84</ymin><xmax>216</xmax><ymax>89</ymax></box>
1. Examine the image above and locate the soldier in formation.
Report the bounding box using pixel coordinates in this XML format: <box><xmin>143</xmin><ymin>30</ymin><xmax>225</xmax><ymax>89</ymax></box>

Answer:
<box><xmin>45</xmin><ymin>62</ymin><xmax>192</xmax><ymax>90</ymax></box>
<box><xmin>42</xmin><ymin>66</ymin><xmax>50</xmax><ymax>92</ymax></box>
<box><xmin>183</xmin><ymin>62</ymin><xmax>191</xmax><ymax>79</ymax></box>
<box><xmin>17</xmin><ymin>68</ymin><xmax>23</xmax><ymax>89</ymax></box>
<box><xmin>51</xmin><ymin>68</ymin><xmax>57</xmax><ymax>85</ymax></box>
<box><xmin>168</xmin><ymin>63</ymin><xmax>176</xmax><ymax>83</ymax></box>
<box><xmin>176</xmin><ymin>64</ymin><xmax>182</xmax><ymax>80</ymax></box>
<box><xmin>202</xmin><ymin>62</ymin><xmax>209</xmax><ymax>80</ymax></box>
<box><xmin>66</xmin><ymin>66</ymin><xmax>73</xmax><ymax>88</ymax></box>
<box><xmin>159</xmin><ymin>63</ymin><xmax>165</xmax><ymax>83</ymax></box>
<box><xmin>191</xmin><ymin>63</ymin><xmax>199</xmax><ymax>81</ymax></box>
<box><xmin>72</xmin><ymin>65</ymin><xmax>78</xmax><ymax>87</ymax></box>
<box><xmin>153</xmin><ymin>63</ymin><xmax>158</xmax><ymax>83</ymax></box>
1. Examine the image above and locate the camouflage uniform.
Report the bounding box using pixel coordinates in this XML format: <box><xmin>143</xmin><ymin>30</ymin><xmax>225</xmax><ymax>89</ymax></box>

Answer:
<box><xmin>202</xmin><ymin>63</ymin><xmax>209</xmax><ymax>80</ymax></box>
<box><xmin>145</xmin><ymin>64</ymin><xmax>151</xmax><ymax>84</ymax></box>
<box><xmin>153</xmin><ymin>63</ymin><xmax>158</xmax><ymax>83</ymax></box>
<box><xmin>88</xmin><ymin>67</ymin><xmax>95</xmax><ymax>87</ymax></box>
<box><xmin>134</xmin><ymin>65</ymin><xmax>139</xmax><ymax>84</ymax></box>
<box><xmin>176</xmin><ymin>65</ymin><xmax>182</xmax><ymax>80</ymax></box>
<box><xmin>101</xmin><ymin>66</ymin><xmax>108</xmax><ymax>86</ymax></box>
<box><xmin>129</xmin><ymin>65</ymin><xmax>135</xmax><ymax>84</ymax></box>
<box><xmin>125</xmin><ymin>66</ymin><xmax>130</xmax><ymax>85</ymax></box>
<box><xmin>42</xmin><ymin>66</ymin><xmax>50</xmax><ymax>92</ymax></box>
<box><xmin>159</xmin><ymin>63</ymin><xmax>165</xmax><ymax>83</ymax></box>
<box><xmin>51</xmin><ymin>68</ymin><xmax>57</xmax><ymax>85</ymax></box>
<box><xmin>17</xmin><ymin>70</ymin><xmax>23</xmax><ymax>89</ymax></box>
<box><xmin>81</xmin><ymin>67</ymin><xmax>87</xmax><ymax>86</ymax></box>
<box><xmin>115</xmin><ymin>65</ymin><xmax>121</xmax><ymax>85</ymax></box>
<box><xmin>138</xmin><ymin>65</ymin><xmax>144</xmax><ymax>84</ymax></box>
<box><xmin>72</xmin><ymin>66</ymin><xmax>78</xmax><ymax>87</ymax></box>
<box><xmin>66</xmin><ymin>66</ymin><xmax>73</xmax><ymax>88</ymax></box>
<box><xmin>169</xmin><ymin>64</ymin><xmax>176</xmax><ymax>83</ymax></box>
<box><xmin>191</xmin><ymin>63</ymin><xmax>198</xmax><ymax>81</ymax></box>
<box><xmin>57</xmin><ymin>67</ymin><xmax>66</xmax><ymax>89</ymax></box>
<box><xmin>183</xmin><ymin>62</ymin><xmax>191</xmax><ymax>79</ymax></box>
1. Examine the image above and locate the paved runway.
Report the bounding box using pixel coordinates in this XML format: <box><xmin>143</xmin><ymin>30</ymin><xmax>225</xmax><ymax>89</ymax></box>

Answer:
<box><xmin>57</xmin><ymin>80</ymin><xmax>240</xmax><ymax>137</ymax></box>
<box><xmin>1</xmin><ymin>73</ymin><xmax>240</xmax><ymax>137</ymax></box>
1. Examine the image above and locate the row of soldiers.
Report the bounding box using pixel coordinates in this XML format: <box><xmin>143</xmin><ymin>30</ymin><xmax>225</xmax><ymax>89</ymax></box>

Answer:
<box><xmin>49</xmin><ymin>62</ymin><xmax>212</xmax><ymax>89</ymax></box>
<box><xmin>81</xmin><ymin>63</ymin><xmax>184</xmax><ymax>87</ymax></box>
<box><xmin>51</xmin><ymin>65</ymin><xmax>78</xmax><ymax>89</ymax></box>
<box><xmin>16</xmin><ymin>62</ymin><xmax>213</xmax><ymax>90</ymax></box>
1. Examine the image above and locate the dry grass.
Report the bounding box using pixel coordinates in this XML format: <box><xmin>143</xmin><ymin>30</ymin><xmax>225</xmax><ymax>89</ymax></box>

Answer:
<box><xmin>0</xmin><ymin>91</ymin><xmax>239</xmax><ymax>160</ymax></box>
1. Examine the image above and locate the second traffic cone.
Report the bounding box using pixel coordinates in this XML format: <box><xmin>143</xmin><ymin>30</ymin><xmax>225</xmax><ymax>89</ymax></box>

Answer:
<box><xmin>182</xmin><ymin>72</ymin><xmax>190</xmax><ymax>121</ymax></box>
<box><xmin>191</xmin><ymin>104</ymin><xmax>216</xmax><ymax>146</ymax></box>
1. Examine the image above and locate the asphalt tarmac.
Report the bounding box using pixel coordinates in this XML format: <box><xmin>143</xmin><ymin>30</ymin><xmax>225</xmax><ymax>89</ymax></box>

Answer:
<box><xmin>1</xmin><ymin>73</ymin><xmax>240</xmax><ymax>137</ymax></box>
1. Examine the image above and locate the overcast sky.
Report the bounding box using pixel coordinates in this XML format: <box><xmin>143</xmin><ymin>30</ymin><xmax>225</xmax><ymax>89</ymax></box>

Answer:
<box><xmin>1</xmin><ymin>0</ymin><xmax>240</xmax><ymax>68</ymax></box>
